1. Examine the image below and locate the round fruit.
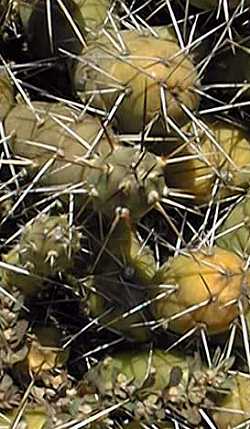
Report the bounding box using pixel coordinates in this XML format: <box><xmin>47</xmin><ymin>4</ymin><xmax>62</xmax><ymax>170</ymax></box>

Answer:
<box><xmin>151</xmin><ymin>246</ymin><xmax>249</xmax><ymax>335</ymax></box>
<box><xmin>75</xmin><ymin>30</ymin><xmax>200</xmax><ymax>135</ymax></box>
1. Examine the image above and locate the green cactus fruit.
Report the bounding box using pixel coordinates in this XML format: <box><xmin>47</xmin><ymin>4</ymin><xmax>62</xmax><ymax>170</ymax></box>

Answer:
<box><xmin>73</xmin><ymin>0</ymin><xmax>112</xmax><ymax>32</ymax></box>
<box><xmin>216</xmin><ymin>195</ymin><xmax>250</xmax><ymax>258</ymax></box>
<box><xmin>85</xmin><ymin>208</ymin><xmax>156</xmax><ymax>341</ymax></box>
<box><xmin>5</xmin><ymin>102</ymin><xmax>116</xmax><ymax>188</ymax></box>
<box><xmin>83</xmin><ymin>146</ymin><xmax>166</xmax><ymax>220</ymax></box>
<box><xmin>163</xmin><ymin>120</ymin><xmax>250</xmax><ymax>204</ymax></box>
<box><xmin>74</xmin><ymin>29</ymin><xmax>200</xmax><ymax>135</ymax></box>
<box><xmin>151</xmin><ymin>246</ymin><xmax>249</xmax><ymax>335</ymax></box>
<box><xmin>3</xmin><ymin>214</ymin><xmax>81</xmax><ymax>296</ymax></box>
<box><xmin>0</xmin><ymin>73</ymin><xmax>14</xmax><ymax>121</ymax></box>
<box><xmin>25</xmin><ymin>0</ymin><xmax>86</xmax><ymax>59</ymax></box>
<box><xmin>213</xmin><ymin>373</ymin><xmax>250</xmax><ymax>429</ymax></box>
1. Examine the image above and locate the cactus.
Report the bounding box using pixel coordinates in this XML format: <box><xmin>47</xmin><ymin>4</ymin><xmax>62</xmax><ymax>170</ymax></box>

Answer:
<box><xmin>0</xmin><ymin>73</ymin><xmax>14</xmax><ymax>121</ymax></box>
<box><xmin>84</xmin><ymin>208</ymin><xmax>156</xmax><ymax>341</ymax></box>
<box><xmin>216</xmin><ymin>194</ymin><xmax>250</xmax><ymax>258</ymax></box>
<box><xmin>73</xmin><ymin>0</ymin><xmax>113</xmax><ymax>32</ymax></box>
<box><xmin>151</xmin><ymin>246</ymin><xmax>250</xmax><ymax>335</ymax></box>
<box><xmin>5</xmin><ymin>102</ymin><xmax>115</xmax><ymax>187</ymax></box>
<box><xmin>213</xmin><ymin>372</ymin><xmax>250</xmax><ymax>428</ymax></box>
<box><xmin>163</xmin><ymin>120</ymin><xmax>250</xmax><ymax>204</ymax></box>
<box><xmin>74</xmin><ymin>29</ymin><xmax>200</xmax><ymax>135</ymax></box>
<box><xmin>80</xmin><ymin>348</ymin><xmax>234</xmax><ymax>427</ymax></box>
<box><xmin>6</xmin><ymin>101</ymin><xmax>166</xmax><ymax>220</ymax></box>
<box><xmin>2</xmin><ymin>214</ymin><xmax>81</xmax><ymax>295</ymax></box>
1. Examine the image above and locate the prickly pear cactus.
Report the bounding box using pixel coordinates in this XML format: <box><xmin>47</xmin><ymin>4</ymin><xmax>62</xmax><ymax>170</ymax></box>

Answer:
<box><xmin>151</xmin><ymin>246</ymin><xmax>250</xmax><ymax>335</ymax></box>
<box><xmin>74</xmin><ymin>29</ymin><xmax>200</xmax><ymax>135</ymax></box>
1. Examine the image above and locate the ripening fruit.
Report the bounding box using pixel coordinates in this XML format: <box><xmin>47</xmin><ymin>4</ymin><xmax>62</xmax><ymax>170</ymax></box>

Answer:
<box><xmin>213</xmin><ymin>373</ymin><xmax>250</xmax><ymax>429</ymax></box>
<box><xmin>74</xmin><ymin>30</ymin><xmax>200</xmax><ymax>135</ymax></box>
<box><xmin>151</xmin><ymin>246</ymin><xmax>249</xmax><ymax>335</ymax></box>
<box><xmin>216</xmin><ymin>195</ymin><xmax>250</xmax><ymax>257</ymax></box>
<box><xmin>0</xmin><ymin>73</ymin><xmax>14</xmax><ymax>121</ymax></box>
<box><xmin>163</xmin><ymin>120</ymin><xmax>250</xmax><ymax>203</ymax></box>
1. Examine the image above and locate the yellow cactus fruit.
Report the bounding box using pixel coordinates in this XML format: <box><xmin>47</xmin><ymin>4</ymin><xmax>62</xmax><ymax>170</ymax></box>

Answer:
<box><xmin>151</xmin><ymin>246</ymin><xmax>249</xmax><ymax>335</ymax></box>
<box><xmin>75</xmin><ymin>30</ymin><xmax>200</xmax><ymax>135</ymax></box>
<box><xmin>213</xmin><ymin>373</ymin><xmax>250</xmax><ymax>429</ymax></box>
<box><xmin>163</xmin><ymin>121</ymin><xmax>250</xmax><ymax>203</ymax></box>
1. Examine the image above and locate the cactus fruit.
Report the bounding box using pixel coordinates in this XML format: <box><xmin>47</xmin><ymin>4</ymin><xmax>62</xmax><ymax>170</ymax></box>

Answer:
<box><xmin>3</xmin><ymin>214</ymin><xmax>81</xmax><ymax>295</ymax></box>
<box><xmin>216</xmin><ymin>195</ymin><xmax>250</xmax><ymax>258</ymax></box>
<box><xmin>82</xmin><ymin>146</ymin><xmax>166</xmax><ymax>220</ymax></box>
<box><xmin>74</xmin><ymin>30</ymin><xmax>200</xmax><ymax>135</ymax></box>
<box><xmin>5</xmin><ymin>102</ymin><xmax>116</xmax><ymax>188</ymax></box>
<box><xmin>151</xmin><ymin>246</ymin><xmax>249</xmax><ymax>335</ymax></box>
<box><xmin>6</xmin><ymin>101</ymin><xmax>166</xmax><ymax>219</ymax></box>
<box><xmin>163</xmin><ymin>120</ymin><xmax>250</xmax><ymax>204</ymax></box>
